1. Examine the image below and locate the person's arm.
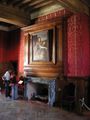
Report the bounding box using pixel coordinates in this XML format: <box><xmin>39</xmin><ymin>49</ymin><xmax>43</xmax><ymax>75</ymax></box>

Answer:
<box><xmin>2</xmin><ymin>75</ymin><xmax>6</xmax><ymax>81</ymax></box>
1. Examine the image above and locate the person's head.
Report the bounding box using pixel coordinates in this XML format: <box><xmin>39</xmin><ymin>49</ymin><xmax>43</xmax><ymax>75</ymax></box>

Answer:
<box><xmin>8</xmin><ymin>69</ymin><xmax>12</xmax><ymax>74</ymax></box>
<box><xmin>38</xmin><ymin>37</ymin><xmax>41</xmax><ymax>42</ymax></box>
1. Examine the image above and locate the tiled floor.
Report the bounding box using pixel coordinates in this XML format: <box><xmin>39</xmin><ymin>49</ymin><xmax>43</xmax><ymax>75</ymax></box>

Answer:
<box><xmin>0</xmin><ymin>94</ymin><xmax>89</xmax><ymax>120</ymax></box>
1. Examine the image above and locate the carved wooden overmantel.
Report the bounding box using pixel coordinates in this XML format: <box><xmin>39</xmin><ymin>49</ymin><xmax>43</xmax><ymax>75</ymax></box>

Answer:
<box><xmin>22</xmin><ymin>19</ymin><xmax>64</xmax><ymax>78</ymax></box>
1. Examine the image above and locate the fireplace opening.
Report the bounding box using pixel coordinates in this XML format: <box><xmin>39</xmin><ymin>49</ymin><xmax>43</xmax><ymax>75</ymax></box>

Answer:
<box><xmin>25</xmin><ymin>77</ymin><xmax>56</xmax><ymax>106</ymax></box>
<box><xmin>33</xmin><ymin>83</ymin><xmax>48</xmax><ymax>103</ymax></box>
<box><xmin>26</xmin><ymin>82</ymin><xmax>48</xmax><ymax>103</ymax></box>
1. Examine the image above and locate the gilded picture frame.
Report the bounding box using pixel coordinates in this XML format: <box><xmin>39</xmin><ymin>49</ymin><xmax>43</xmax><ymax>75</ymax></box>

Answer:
<box><xmin>27</xmin><ymin>27</ymin><xmax>56</xmax><ymax>65</ymax></box>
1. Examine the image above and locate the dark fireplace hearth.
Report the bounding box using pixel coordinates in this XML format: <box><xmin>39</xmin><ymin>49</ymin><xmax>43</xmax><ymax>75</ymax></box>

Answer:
<box><xmin>24</xmin><ymin>77</ymin><xmax>56</xmax><ymax>106</ymax></box>
<box><xmin>32</xmin><ymin>83</ymin><xmax>48</xmax><ymax>103</ymax></box>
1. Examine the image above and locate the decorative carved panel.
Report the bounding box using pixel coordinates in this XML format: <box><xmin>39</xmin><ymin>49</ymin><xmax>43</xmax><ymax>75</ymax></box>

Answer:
<box><xmin>22</xmin><ymin>19</ymin><xmax>63</xmax><ymax>77</ymax></box>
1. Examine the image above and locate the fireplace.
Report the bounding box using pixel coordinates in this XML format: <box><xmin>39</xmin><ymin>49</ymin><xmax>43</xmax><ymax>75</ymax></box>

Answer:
<box><xmin>24</xmin><ymin>77</ymin><xmax>56</xmax><ymax>106</ymax></box>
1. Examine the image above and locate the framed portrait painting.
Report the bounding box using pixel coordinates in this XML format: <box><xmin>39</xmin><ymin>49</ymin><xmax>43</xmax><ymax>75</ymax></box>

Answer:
<box><xmin>32</xmin><ymin>30</ymin><xmax>49</xmax><ymax>62</ymax></box>
<box><xmin>28</xmin><ymin>26</ymin><xmax>55</xmax><ymax>65</ymax></box>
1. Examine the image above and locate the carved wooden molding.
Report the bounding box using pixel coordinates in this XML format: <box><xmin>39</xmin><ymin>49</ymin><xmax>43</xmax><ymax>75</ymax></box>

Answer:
<box><xmin>22</xmin><ymin>19</ymin><xmax>63</xmax><ymax>77</ymax></box>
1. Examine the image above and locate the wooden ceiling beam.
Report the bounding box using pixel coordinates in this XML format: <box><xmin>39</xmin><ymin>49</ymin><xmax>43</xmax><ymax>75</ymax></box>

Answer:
<box><xmin>8</xmin><ymin>0</ymin><xmax>22</xmax><ymax>5</ymax></box>
<box><xmin>28</xmin><ymin>0</ymin><xmax>45</xmax><ymax>6</ymax></box>
<box><xmin>81</xmin><ymin>0</ymin><xmax>90</xmax><ymax>7</ymax></box>
<box><xmin>0</xmin><ymin>4</ymin><xmax>30</xmax><ymax>27</ymax></box>
<box><xmin>21</xmin><ymin>0</ymin><xmax>45</xmax><ymax>9</ymax></box>
<box><xmin>18</xmin><ymin>0</ymin><xmax>40</xmax><ymax>8</ymax></box>
<box><xmin>29</xmin><ymin>1</ymin><xmax>53</xmax><ymax>9</ymax></box>
<box><xmin>25</xmin><ymin>0</ymin><xmax>53</xmax><ymax>12</ymax></box>
<box><xmin>13</xmin><ymin>0</ymin><xmax>25</xmax><ymax>6</ymax></box>
<box><xmin>19</xmin><ymin>1</ymin><xmax>31</xmax><ymax>8</ymax></box>
<box><xmin>52</xmin><ymin>0</ymin><xmax>89</xmax><ymax>15</ymax></box>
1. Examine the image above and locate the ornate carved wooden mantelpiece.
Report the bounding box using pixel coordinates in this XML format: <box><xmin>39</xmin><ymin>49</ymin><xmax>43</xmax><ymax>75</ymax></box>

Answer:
<box><xmin>22</xmin><ymin>18</ymin><xmax>63</xmax><ymax>78</ymax></box>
